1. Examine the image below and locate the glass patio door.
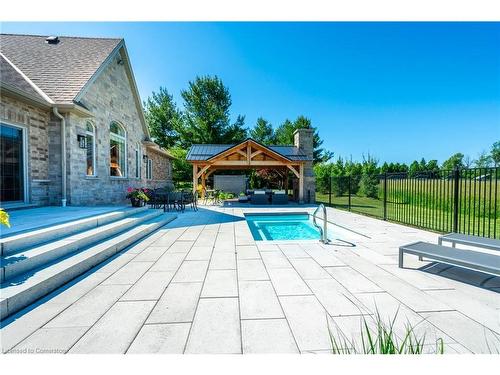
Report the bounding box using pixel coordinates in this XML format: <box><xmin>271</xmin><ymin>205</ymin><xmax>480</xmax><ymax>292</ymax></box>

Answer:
<box><xmin>0</xmin><ymin>123</ymin><xmax>25</xmax><ymax>202</ymax></box>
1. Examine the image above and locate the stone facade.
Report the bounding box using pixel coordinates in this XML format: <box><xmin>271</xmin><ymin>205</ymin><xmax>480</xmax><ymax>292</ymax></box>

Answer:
<box><xmin>0</xmin><ymin>94</ymin><xmax>52</xmax><ymax>206</ymax></box>
<box><xmin>1</xmin><ymin>52</ymin><xmax>173</xmax><ymax>207</ymax></box>
<box><xmin>148</xmin><ymin>148</ymin><xmax>173</xmax><ymax>182</ymax></box>
<box><xmin>65</xmin><ymin>52</ymin><xmax>173</xmax><ymax>205</ymax></box>
<box><xmin>294</xmin><ymin>128</ymin><xmax>316</xmax><ymax>203</ymax></box>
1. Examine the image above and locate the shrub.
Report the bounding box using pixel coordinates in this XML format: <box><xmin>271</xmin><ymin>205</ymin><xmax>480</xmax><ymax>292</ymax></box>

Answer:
<box><xmin>0</xmin><ymin>209</ymin><xmax>10</xmax><ymax>228</ymax></box>
<box><xmin>359</xmin><ymin>154</ymin><xmax>380</xmax><ymax>198</ymax></box>
<box><xmin>359</xmin><ymin>173</ymin><xmax>379</xmax><ymax>198</ymax></box>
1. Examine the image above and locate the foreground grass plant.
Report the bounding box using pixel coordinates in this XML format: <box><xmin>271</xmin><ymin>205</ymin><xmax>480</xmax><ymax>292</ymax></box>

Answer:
<box><xmin>328</xmin><ymin>309</ymin><xmax>444</xmax><ymax>354</ymax></box>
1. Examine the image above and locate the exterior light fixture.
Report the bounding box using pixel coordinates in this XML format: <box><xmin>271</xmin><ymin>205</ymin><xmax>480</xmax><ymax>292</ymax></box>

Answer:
<box><xmin>143</xmin><ymin>155</ymin><xmax>149</xmax><ymax>162</ymax></box>
<box><xmin>77</xmin><ymin>135</ymin><xmax>87</xmax><ymax>149</ymax></box>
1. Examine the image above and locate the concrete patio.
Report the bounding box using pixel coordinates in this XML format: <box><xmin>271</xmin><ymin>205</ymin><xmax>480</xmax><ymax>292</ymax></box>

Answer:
<box><xmin>1</xmin><ymin>205</ymin><xmax>499</xmax><ymax>354</ymax></box>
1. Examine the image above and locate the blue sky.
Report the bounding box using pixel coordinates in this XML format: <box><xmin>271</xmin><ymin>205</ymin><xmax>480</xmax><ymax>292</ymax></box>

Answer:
<box><xmin>2</xmin><ymin>22</ymin><xmax>499</xmax><ymax>164</ymax></box>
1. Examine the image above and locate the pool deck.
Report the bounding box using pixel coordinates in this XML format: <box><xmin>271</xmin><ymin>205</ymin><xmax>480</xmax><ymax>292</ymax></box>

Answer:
<box><xmin>1</xmin><ymin>205</ymin><xmax>499</xmax><ymax>354</ymax></box>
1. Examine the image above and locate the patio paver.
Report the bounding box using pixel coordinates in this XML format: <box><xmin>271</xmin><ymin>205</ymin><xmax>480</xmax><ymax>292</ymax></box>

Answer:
<box><xmin>126</xmin><ymin>323</ymin><xmax>191</xmax><ymax>354</ymax></box>
<box><xmin>2</xmin><ymin>205</ymin><xmax>499</xmax><ymax>354</ymax></box>
<box><xmin>184</xmin><ymin>297</ymin><xmax>241</xmax><ymax>354</ymax></box>
<box><xmin>239</xmin><ymin>280</ymin><xmax>284</xmax><ymax>319</ymax></box>
<box><xmin>241</xmin><ymin>319</ymin><xmax>298</xmax><ymax>353</ymax></box>
<box><xmin>68</xmin><ymin>300</ymin><xmax>155</xmax><ymax>353</ymax></box>
<box><xmin>147</xmin><ymin>282</ymin><xmax>202</xmax><ymax>324</ymax></box>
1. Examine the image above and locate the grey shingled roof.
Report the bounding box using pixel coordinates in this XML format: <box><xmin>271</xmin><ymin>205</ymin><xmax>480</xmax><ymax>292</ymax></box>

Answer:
<box><xmin>186</xmin><ymin>139</ymin><xmax>311</xmax><ymax>162</ymax></box>
<box><xmin>0</xmin><ymin>34</ymin><xmax>122</xmax><ymax>104</ymax></box>
<box><xmin>0</xmin><ymin>55</ymin><xmax>46</xmax><ymax>102</ymax></box>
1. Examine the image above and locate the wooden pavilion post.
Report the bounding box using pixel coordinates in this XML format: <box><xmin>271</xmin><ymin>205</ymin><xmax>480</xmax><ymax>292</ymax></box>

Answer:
<box><xmin>192</xmin><ymin>165</ymin><xmax>198</xmax><ymax>195</ymax></box>
<box><xmin>284</xmin><ymin>169</ymin><xmax>289</xmax><ymax>195</ymax></box>
<box><xmin>201</xmin><ymin>172</ymin><xmax>207</xmax><ymax>198</ymax></box>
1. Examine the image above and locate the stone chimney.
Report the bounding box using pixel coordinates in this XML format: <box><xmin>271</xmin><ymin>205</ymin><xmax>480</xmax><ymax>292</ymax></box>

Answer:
<box><xmin>293</xmin><ymin>128</ymin><xmax>316</xmax><ymax>203</ymax></box>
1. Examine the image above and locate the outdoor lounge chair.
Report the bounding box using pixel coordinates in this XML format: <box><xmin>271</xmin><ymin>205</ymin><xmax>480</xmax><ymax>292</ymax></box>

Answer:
<box><xmin>272</xmin><ymin>190</ymin><xmax>288</xmax><ymax>205</ymax></box>
<box><xmin>398</xmin><ymin>241</ymin><xmax>500</xmax><ymax>277</ymax></box>
<box><xmin>438</xmin><ymin>233</ymin><xmax>500</xmax><ymax>251</ymax></box>
<box><xmin>250</xmin><ymin>190</ymin><xmax>270</xmax><ymax>205</ymax></box>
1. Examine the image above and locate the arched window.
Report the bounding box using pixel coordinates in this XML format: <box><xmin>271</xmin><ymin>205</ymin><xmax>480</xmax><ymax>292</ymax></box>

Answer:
<box><xmin>110</xmin><ymin>121</ymin><xmax>127</xmax><ymax>177</ymax></box>
<box><xmin>85</xmin><ymin>122</ymin><xmax>96</xmax><ymax>176</ymax></box>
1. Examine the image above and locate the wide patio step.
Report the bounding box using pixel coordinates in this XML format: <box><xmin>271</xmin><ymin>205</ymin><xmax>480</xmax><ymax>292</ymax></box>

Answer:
<box><xmin>0</xmin><ymin>206</ymin><xmax>149</xmax><ymax>256</ymax></box>
<box><xmin>0</xmin><ymin>209</ymin><xmax>162</xmax><ymax>283</ymax></box>
<box><xmin>0</xmin><ymin>212</ymin><xmax>176</xmax><ymax>320</ymax></box>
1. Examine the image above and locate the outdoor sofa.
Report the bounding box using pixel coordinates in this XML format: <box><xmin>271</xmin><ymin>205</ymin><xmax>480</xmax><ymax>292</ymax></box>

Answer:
<box><xmin>250</xmin><ymin>190</ymin><xmax>271</xmax><ymax>205</ymax></box>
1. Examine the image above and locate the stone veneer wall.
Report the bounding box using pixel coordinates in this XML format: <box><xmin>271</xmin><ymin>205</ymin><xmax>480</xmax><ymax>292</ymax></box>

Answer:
<box><xmin>294</xmin><ymin>128</ymin><xmax>316</xmax><ymax>203</ymax></box>
<box><xmin>0</xmin><ymin>93</ymin><xmax>52</xmax><ymax>206</ymax></box>
<box><xmin>67</xmin><ymin>52</ymin><xmax>172</xmax><ymax>206</ymax></box>
<box><xmin>147</xmin><ymin>148</ymin><xmax>172</xmax><ymax>182</ymax></box>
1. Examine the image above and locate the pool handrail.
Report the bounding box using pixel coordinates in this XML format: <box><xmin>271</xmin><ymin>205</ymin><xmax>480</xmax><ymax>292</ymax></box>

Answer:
<box><xmin>313</xmin><ymin>204</ymin><xmax>330</xmax><ymax>244</ymax></box>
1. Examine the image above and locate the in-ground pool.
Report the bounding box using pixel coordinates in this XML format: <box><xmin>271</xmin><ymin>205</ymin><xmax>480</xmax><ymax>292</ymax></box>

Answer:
<box><xmin>245</xmin><ymin>213</ymin><xmax>321</xmax><ymax>241</ymax></box>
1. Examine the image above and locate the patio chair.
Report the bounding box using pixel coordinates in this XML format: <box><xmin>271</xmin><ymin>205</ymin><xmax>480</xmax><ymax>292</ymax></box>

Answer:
<box><xmin>203</xmin><ymin>189</ymin><xmax>216</xmax><ymax>205</ymax></box>
<box><xmin>148</xmin><ymin>188</ymin><xmax>166</xmax><ymax>209</ymax></box>
<box><xmin>272</xmin><ymin>190</ymin><xmax>288</xmax><ymax>205</ymax></box>
<box><xmin>167</xmin><ymin>191</ymin><xmax>185</xmax><ymax>212</ymax></box>
<box><xmin>182</xmin><ymin>190</ymin><xmax>198</xmax><ymax>211</ymax></box>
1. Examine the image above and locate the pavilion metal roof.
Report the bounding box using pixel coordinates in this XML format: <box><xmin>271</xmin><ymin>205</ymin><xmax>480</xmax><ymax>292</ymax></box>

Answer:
<box><xmin>186</xmin><ymin>139</ymin><xmax>311</xmax><ymax>162</ymax></box>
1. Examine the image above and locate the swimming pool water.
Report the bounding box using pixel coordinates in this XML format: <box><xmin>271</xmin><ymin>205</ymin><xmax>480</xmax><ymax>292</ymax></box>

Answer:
<box><xmin>245</xmin><ymin>213</ymin><xmax>321</xmax><ymax>241</ymax></box>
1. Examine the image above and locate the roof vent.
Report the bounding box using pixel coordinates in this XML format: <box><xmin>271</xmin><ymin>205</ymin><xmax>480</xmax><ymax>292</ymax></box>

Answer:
<box><xmin>45</xmin><ymin>36</ymin><xmax>59</xmax><ymax>44</ymax></box>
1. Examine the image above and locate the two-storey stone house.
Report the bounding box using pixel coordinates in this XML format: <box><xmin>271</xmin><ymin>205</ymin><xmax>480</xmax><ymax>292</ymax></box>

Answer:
<box><xmin>0</xmin><ymin>34</ymin><xmax>173</xmax><ymax>207</ymax></box>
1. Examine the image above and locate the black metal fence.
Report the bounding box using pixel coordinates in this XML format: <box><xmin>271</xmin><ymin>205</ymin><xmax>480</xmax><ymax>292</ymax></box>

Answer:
<box><xmin>315</xmin><ymin>167</ymin><xmax>499</xmax><ymax>239</ymax></box>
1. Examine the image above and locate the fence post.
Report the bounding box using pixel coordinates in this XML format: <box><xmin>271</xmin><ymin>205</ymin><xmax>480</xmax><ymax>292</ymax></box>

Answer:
<box><xmin>383</xmin><ymin>173</ymin><xmax>387</xmax><ymax>220</ymax></box>
<box><xmin>453</xmin><ymin>168</ymin><xmax>460</xmax><ymax>233</ymax></box>
<box><xmin>348</xmin><ymin>175</ymin><xmax>352</xmax><ymax>211</ymax></box>
<box><xmin>329</xmin><ymin>176</ymin><xmax>332</xmax><ymax>206</ymax></box>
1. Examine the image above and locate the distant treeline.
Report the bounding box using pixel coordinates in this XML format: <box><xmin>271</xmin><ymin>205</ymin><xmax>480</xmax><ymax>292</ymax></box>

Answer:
<box><xmin>314</xmin><ymin>142</ymin><xmax>500</xmax><ymax>196</ymax></box>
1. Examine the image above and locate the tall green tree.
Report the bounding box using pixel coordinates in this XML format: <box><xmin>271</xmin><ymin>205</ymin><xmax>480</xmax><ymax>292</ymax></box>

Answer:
<box><xmin>491</xmin><ymin>141</ymin><xmax>500</xmax><ymax>167</ymax></box>
<box><xmin>274</xmin><ymin>119</ymin><xmax>295</xmax><ymax>144</ymax></box>
<box><xmin>474</xmin><ymin>150</ymin><xmax>493</xmax><ymax>168</ymax></box>
<box><xmin>463</xmin><ymin>155</ymin><xmax>473</xmax><ymax>168</ymax></box>
<box><xmin>442</xmin><ymin>153</ymin><xmax>464</xmax><ymax>170</ymax></box>
<box><xmin>274</xmin><ymin>116</ymin><xmax>333</xmax><ymax>164</ymax></box>
<box><xmin>143</xmin><ymin>87</ymin><xmax>182</xmax><ymax>149</ymax></box>
<box><xmin>408</xmin><ymin>160</ymin><xmax>421</xmax><ymax>177</ymax></box>
<box><xmin>250</xmin><ymin>117</ymin><xmax>275</xmax><ymax>144</ymax></box>
<box><xmin>168</xmin><ymin>147</ymin><xmax>192</xmax><ymax>183</ymax></box>
<box><xmin>179</xmin><ymin>75</ymin><xmax>247</xmax><ymax>146</ymax></box>
<box><xmin>419</xmin><ymin>158</ymin><xmax>427</xmax><ymax>171</ymax></box>
<box><xmin>359</xmin><ymin>154</ymin><xmax>379</xmax><ymax>198</ymax></box>
<box><xmin>426</xmin><ymin>159</ymin><xmax>439</xmax><ymax>172</ymax></box>
<box><xmin>225</xmin><ymin>115</ymin><xmax>248</xmax><ymax>143</ymax></box>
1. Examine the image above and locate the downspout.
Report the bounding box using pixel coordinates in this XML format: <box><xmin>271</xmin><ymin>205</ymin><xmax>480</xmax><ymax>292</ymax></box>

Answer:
<box><xmin>52</xmin><ymin>107</ymin><xmax>67</xmax><ymax>207</ymax></box>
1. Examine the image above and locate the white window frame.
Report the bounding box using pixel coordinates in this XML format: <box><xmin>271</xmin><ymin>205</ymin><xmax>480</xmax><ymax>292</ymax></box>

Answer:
<box><xmin>135</xmin><ymin>143</ymin><xmax>141</xmax><ymax>179</ymax></box>
<box><xmin>85</xmin><ymin>122</ymin><xmax>96</xmax><ymax>176</ymax></box>
<box><xmin>146</xmin><ymin>158</ymin><xmax>153</xmax><ymax>180</ymax></box>
<box><xmin>109</xmin><ymin>121</ymin><xmax>127</xmax><ymax>178</ymax></box>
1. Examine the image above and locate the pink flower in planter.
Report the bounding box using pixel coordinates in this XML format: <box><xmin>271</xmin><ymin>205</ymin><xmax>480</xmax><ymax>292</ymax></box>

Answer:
<box><xmin>127</xmin><ymin>187</ymin><xmax>133</xmax><ymax>193</ymax></box>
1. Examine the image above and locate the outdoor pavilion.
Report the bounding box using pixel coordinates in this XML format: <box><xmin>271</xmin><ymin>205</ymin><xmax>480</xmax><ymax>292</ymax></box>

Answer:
<box><xmin>186</xmin><ymin>138</ymin><xmax>311</xmax><ymax>202</ymax></box>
